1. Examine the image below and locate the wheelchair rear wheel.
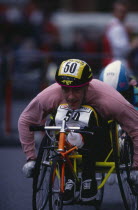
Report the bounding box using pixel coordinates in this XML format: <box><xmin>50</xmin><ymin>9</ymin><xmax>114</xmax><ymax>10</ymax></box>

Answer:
<box><xmin>112</xmin><ymin>123</ymin><xmax>138</xmax><ymax>210</ymax></box>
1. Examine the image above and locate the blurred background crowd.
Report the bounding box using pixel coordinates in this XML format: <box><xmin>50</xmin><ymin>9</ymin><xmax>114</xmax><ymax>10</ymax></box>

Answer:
<box><xmin>0</xmin><ymin>0</ymin><xmax>138</xmax><ymax>139</ymax></box>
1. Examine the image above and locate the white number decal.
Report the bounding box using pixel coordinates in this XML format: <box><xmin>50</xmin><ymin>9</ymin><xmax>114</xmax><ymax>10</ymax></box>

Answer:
<box><xmin>64</xmin><ymin>62</ymin><xmax>78</xmax><ymax>74</ymax></box>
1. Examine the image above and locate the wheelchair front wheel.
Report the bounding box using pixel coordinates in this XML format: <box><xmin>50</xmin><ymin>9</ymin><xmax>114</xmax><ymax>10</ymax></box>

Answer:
<box><xmin>49</xmin><ymin>156</ymin><xmax>63</xmax><ymax>210</ymax></box>
<box><xmin>32</xmin><ymin>135</ymin><xmax>53</xmax><ymax>210</ymax></box>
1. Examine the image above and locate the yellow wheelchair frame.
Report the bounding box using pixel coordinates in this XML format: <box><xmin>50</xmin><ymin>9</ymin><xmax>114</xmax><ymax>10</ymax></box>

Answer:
<box><xmin>69</xmin><ymin>120</ymin><xmax>116</xmax><ymax>190</ymax></box>
<box><xmin>32</xmin><ymin>119</ymin><xmax>137</xmax><ymax>210</ymax></box>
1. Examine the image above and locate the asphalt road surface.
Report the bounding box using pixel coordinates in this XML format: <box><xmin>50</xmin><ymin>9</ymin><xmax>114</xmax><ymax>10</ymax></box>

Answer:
<box><xmin>0</xmin><ymin>147</ymin><xmax>125</xmax><ymax>210</ymax></box>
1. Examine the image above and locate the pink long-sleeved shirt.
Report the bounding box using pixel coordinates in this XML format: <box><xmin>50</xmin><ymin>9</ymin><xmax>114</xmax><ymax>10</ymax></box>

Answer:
<box><xmin>18</xmin><ymin>79</ymin><xmax>138</xmax><ymax>166</ymax></box>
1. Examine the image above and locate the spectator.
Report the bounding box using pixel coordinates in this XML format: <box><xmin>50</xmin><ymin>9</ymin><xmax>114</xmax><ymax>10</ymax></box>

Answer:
<box><xmin>102</xmin><ymin>0</ymin><xmax>137</xmax><ymax>85</ymax></box>
<box><xmin>102</xmin><ymin>0</ymin><xmax>131</xmax><ymax>66</ymax></box>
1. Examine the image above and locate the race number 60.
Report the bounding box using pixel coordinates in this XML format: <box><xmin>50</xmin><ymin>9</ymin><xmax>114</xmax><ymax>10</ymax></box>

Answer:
<box><xmin>64</xmin><ymin>62</ymin><xmax>78</xmax><ymax>73</ymax></box>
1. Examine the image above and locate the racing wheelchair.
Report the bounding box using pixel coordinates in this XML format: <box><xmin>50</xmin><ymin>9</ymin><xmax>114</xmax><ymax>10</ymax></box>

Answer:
<box><xmin>30</xmin><ymin>118</ymin><xmax>138</xmax><ymax>210</ymax></box>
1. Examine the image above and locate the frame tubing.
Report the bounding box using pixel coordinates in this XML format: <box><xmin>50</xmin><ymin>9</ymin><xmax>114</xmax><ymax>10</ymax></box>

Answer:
<box><xmin>58</xmin><ymin>132</ymin><xmax>66</xmax><ymax>151</ymax></box>
<box><xmin>60</xmin><ymin>162</ymin><xmax>65</xmax><ymax>193</ymax></box>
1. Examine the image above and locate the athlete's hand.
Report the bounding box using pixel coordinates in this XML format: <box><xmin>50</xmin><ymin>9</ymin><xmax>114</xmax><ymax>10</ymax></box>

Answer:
<box><xmin>67</xmin><ymin>132</ymin><xmax>84</xmax><ymax>148</ymax></box>
<box><xmin>22</xmin><ymin>160</ymin><xmax>36</xmax><ymax>178</ymax></box>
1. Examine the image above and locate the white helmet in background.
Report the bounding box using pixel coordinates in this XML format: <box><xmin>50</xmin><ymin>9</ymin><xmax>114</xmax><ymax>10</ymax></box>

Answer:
<box><xmin>99</xmin><ymin>60</ymin><xmax>129</xmax><ymax>92</ymax></box>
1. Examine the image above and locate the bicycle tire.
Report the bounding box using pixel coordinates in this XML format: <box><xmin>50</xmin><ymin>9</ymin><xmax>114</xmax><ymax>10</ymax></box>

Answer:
<box><xmin>49</xmin><ymin>156</ymin><xmax>63</xmax><ymax>210</ymax></box>
<box><xmin>32</xmin><ymin>134</ymin><xmax>53</xmax><ymax>210</ymax></box>
<box><xmin>112</xmin><ymin>122</ymin><xmax>138</xmax><ymax>210</ymax></box>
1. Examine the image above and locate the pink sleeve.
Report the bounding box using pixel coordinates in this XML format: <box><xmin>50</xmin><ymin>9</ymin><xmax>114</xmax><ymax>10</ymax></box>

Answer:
<box><xmin>18</xmin><ymin>83</ymin><xmax>63</xmax><ymax>160</ymax></box>
<box><xmin>18</xmin><ymin>97</ymin><xmax>46</xmax><ymax>160</ymax></box>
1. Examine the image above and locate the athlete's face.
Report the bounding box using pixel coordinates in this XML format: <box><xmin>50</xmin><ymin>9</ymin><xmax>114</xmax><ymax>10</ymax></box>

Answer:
<box><xmin>61</xmin><ymin>86</ymin><xmax>87</xmax><ymax>110</ymax></box>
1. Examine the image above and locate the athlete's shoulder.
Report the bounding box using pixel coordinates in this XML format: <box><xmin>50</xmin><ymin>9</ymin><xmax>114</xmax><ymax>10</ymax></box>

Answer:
<box><xmin>89</xmin><ymin>78</ymin><xmax>118</xmax><ymax>89</ymax></box>
<box><xmin>33</xmin><ymin>83</ymin><xmax>64</xmax><ymax>109</ymax></box>
<box><xmin>89</xmin><ymin>79</ymin><xmax>107</xmax><ymax>88</ymax></box>
<box><xmin>43</xmin><ymin>83</ymin><xmax>61</xmax><ymax>92</ymax></box>
<box><xmin>87</xmin><ymin>79</ymin><xmax>127</xmax><ymax>103</ymax></box>
<box><xmin>37</xmin><ymin>83</ymin><xmax>62</xmax><ymax>97</ymax></box>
